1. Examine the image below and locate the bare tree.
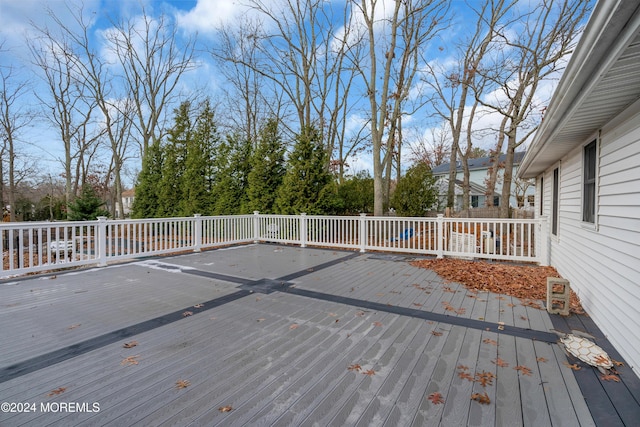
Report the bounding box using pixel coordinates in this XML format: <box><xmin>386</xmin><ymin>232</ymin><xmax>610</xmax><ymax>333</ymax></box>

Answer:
<box><xmin>215</xmin><ymin>0</ymin><xmax>364</xmax><ymax>182</ymax></box>
<box><xmin>0</xmin><ymin>65</ymin><xmax>35</xmax><ymax>221</ymax></box>
<box><xmin>105</xmin><ymin>8</ymin><xmax>197</xmax><ymax>159</ymax></box>
<box><xmin>408</xmin><ymin>123</ymin><xmax>451</xmax><ymax>169</ymax></box>
<box><xmin>478</xmin><ymin>0</ymin><xmax>590</xmax><ymax>217</ymax></box>
<box><xmin>424</xmin><ymin>0</ymin><xmax>514</xmax><ymax>211</ymax></box>
<box><xmin>28</xmin><ymin>18</ymin><xmax>103</xmax><ymax>217</ymax></box>
<box><xmin>45</xmin><ymin>5</ymin><xmax>135</xmax><ymax>219</ymax></box>
<box><xmin>354</xmin><ymin>0</ymin><xmax>448</xmax><ymax>215</ymax></box>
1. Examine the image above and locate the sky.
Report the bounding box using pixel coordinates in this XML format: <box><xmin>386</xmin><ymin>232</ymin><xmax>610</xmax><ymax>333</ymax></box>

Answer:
<box><xmin>0</xmin><ymin>0</ymin><xmax>588</xmax><ymax>190</ymax></box>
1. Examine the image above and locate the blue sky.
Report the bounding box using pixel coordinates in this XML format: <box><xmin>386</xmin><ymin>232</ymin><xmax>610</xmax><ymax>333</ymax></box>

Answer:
<box><xmin>0</xmin><ymin>0</ymin><xmax>585</xmax><ymax>189</ymax></box>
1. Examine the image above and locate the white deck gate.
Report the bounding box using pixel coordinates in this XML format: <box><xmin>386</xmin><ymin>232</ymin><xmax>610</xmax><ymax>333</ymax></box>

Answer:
<box><xmin>1</xmin><ymin>213</ymin><xmax>546</xmax><ymax>278</ymax></box>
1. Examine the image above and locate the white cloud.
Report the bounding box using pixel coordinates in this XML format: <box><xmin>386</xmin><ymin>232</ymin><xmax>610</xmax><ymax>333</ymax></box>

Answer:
<box><xmin>175</xmin><ymin>0</ymin><xmax>250</xmax><ymax>33</ymax></box>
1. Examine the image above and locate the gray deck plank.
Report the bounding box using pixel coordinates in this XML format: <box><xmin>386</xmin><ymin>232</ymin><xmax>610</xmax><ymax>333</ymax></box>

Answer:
<box><xmin>0</xmin><ymin>245</ymin><xmax>620</xmax><ymax>427</ymax></box>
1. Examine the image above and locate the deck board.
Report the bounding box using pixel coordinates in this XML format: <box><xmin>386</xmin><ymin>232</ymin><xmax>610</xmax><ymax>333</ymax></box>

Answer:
<box><xmin>1</xmin><ymin>245</ymin><xmax>637</xmax><ymax>426</ymax></box>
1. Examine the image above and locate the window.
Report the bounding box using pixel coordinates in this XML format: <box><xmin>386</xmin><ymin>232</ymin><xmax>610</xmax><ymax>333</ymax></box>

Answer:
<box><xmin>471</xmin><ymin>195</ymin><xmax>479</xmax><ymax>208</ymax></box>
<box><xmin>552</xmin><ymin>168</ymin><xmax>559</xmax><ymax>236</ymax></box>
<box><xmin>539</xmin><ymin>176</ymin><xmax>544</xmax><ymax>215</ymax></box>
<box><xmin>583</xmin><ymin>140</ymin><xmax>597</xmax><ymax>223</ymax></box>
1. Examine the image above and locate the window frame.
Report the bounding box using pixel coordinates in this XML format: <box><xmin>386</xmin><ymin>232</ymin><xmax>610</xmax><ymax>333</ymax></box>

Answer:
<box><xmin>582</xmin><ymin>139</ymin><xmax>597</xmax><ymax>224</ymax></box>
<box><xmin>552</xmin><ymin>167</ymin><xmax>559</xmax><ymax>236</ymax></box>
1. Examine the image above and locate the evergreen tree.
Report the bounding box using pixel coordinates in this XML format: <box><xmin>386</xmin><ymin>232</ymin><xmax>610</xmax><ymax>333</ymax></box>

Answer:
<box><xmin>132</xmin><ymin>140</ymin><xmax>164</xmax><ymax>218</ymax></box>
<box><xmin>337</xmin><ymin>171</ymin><xmax>374</xmax><ymax>214</ymax></box>
<box><xmin>210</xmin><ymin>134</ymin><xmax>253</xmax><ymax>215</ymax></box>
<box><xmin>157</xmin><ymin>102</ymin><xmax>192</xmax><ymax>217</ymax></box>
<box><xmin>182</xmin><ymin>100</ymin><xmax>218</xmax><ymax>215</ymax></box>
<box><xmin>390</xmin><ymin>162</ymin><xmax>438</xmax><ymax>217</ymax></box>
<box><xmin>67</xmin><ymin>186</ymin><xmax>110</xmax><ymax>220</ymax></box>
<box><xmin>275</xmin><ymin>127</ymin><xmax>338</xmax><ymax>214</ymax></box>
<box><xmin>246</xmin><ymin>119</ymin><xmax>286</xmax><ymax>213</ymax></box>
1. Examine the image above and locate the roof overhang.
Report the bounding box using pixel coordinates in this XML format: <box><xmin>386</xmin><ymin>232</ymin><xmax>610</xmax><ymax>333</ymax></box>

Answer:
<box><xmin>519</xmin><ymin>0</ymin><xmax>640</xmax><ymax>179</ymax></box>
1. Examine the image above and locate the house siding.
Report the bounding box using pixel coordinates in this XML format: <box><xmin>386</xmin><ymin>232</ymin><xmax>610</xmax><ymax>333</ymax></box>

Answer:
<box><xmin>542</xmin><ymin>103</ymin><xmax>640</xmax><ymax>375</ymax></box>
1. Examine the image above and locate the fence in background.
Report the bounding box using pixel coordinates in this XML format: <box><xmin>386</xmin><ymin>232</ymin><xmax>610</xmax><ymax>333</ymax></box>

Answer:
<box><xmin>1</xmin><ymin>212</ymin><xmax>546</xmax><ymax>278</ymax></box>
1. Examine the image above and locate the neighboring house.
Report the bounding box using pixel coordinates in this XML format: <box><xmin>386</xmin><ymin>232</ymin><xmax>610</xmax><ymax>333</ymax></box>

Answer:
<box><xmin>116</xmin><ymin>189</ymin><xmax>135</xmax><ymax>218</ymax></box>
<box><xmin>432</xmin><ymin>152</ymin><xmax>534</xmax><ymax>210</ymax></box>
<box><xmin>519</xmin><ymin>0</ymin><xmax>640</xmax><ymax>377</ymax></box>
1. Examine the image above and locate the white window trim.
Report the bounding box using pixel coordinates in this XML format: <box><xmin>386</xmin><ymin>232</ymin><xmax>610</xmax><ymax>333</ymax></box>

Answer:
<box><xmin>580</xmin><ymin>131</ymin><xmax>600</xmax><ymax>231</ymax></box>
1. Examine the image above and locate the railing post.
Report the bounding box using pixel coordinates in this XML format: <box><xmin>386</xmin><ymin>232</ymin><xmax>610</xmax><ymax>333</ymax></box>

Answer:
<box><xmin>538</xmin><ymin>215</ymin><xmax>549</xmax><ymax>266</ymax></box>
<box><xmin>359</xmin><ymin>213</ymin><xmax>367</xmax><ymax>253</ymax></box>
<box><xmin>436</xmin><ymin>214</ymin><xmax>444</xmax><ymax>259</ymax></box>
<box><xmin>300</xmin><ymin>213</ymin><xmax>307</xmax><ymax>248</ymax></box>
<box><xmin>97</xmin><ymin>216</ymin><xmax>108</xmax><ymax>267</ymax></box>
<box><xmin>253</xmin><ymin>211</ymin><xmax>260</xmax><ymax>243</ymax></box>
<box><xmin>193</xmin><ymin>214</ymin><xmax>202</xmax><ymax>252</ymax></box>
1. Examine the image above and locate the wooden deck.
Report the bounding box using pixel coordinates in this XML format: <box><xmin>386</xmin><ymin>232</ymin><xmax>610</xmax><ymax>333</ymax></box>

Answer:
<box><xmin>0</xmin><ymin>244</ymin><xmax>638</xmax><ymax>426</ymax></box>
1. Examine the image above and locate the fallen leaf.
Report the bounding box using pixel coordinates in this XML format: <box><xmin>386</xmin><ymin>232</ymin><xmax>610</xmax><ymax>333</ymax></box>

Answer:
<box><xmin>194</xmin><ymin>303</ymin><xmax>204</xmax><ymax>308</ymax></box>
<box><xmin>175</xmin><ymin>379</ymin><xmax>191</xmax><ymax>389</ymax></box>
<box><xmin>362</xmin><ymin>369</ymin><xmax>376</xmax><ymax>376</ymax></box>
<box><xmin>601</xmin><ymin>374</ymin><xmax>620</xmax><ymax>382</ymax></box>
<box><xmin>289</xmin><ymin>323</ymin><xmax>299</xmax><ymax>330</ymax></box>
<box><xmin>520</xmin><ymin>316</ymin><xmax>528</xmax><ymax>321</ymax></box>
<box><xmin>412</xmin><ymin>303</ymin><xmax>423</xmax><ymax>307</ymax></box>
<box><xmin>256</xmin><ymin>318</ymin><xmax>266</xmax><ymax>322</ymax></box>
<box><xmin>67</xmin><ymin>324</ymin><xmax>81</xmax><ymax>330</ymax></box>
<box><xmin>431</xmin><ymin>331</ymin><xmax>443</xmax><ymax>336</ymax></box>
<box><xmin>182</xmin><ymin>311</ymin><xmax>193</xmax><ymax>317</ymax></box>
<box><xmin>355</xmin><ymin>311</ymin><xmax>366</xmax><ymax>317</ymax></box>
<box><xmin>514</xmin><ymin>365</ymin><xmax>533</xmax><ymax>376</ymax></box>
<box><xmin>47</xmin><ymin>387</ymin><xmax>66</xmax><ymax>397</ymax></box>
<box><xmin>427</xmin><ymin>392</ymin><xmax>445</xmax><ymax>405</ymax></box>
<box><xmin>612</xmin><ymin>359</ymin><xmax>625</xmax><ymax>367</ymax></box>
<box><xmin>458</xmin><ymin>371</ymin><xmax>474</xmax><ymax>382</ymax></box>
<box><xmin>483</xmin><ymin>338</ymin><xmax>498</xmax><ymax>346</ymax></box>
<box><xmin>328</xmin><ymin>312</ymin><xmax>338</xmax><ymax>317</ymax></box>
<box><xmin>347</xmin><ymin>364</ymin><xmax>362</xmax><ymax>372</ymax></box>
<box><xmin>471</xmin><ymin>392</ymin><xmax>491</xmax><ymax>405</ymax></box>
<box><xmin>536</xmin><ymin>357</ymin><xmax>548</xmax><ymax>363</ymax></box>
<box><xmin>410</xmin><ymin>259</ymin><xmax>584</xmax><ymax>314</ymax></box>
<box><xmin>563</xmin><ymin>362</ymin><xmax>581</xmax><ymax>371</ymax></box>
<box><xmin>457</xmin><ymin>365</ymin><xmax>470</xmax><ymax>371</ymax></box>
<box><xmin>373</xmin><ymin>321</ymin><xmax>383</xmax><ymax>327</ymax></box>
<box><xmin>493</xmin><ymin>358</ymin><xmax>509</xmax><ymax>368</ymax></box>
<box><xmin>121</xmin><ymin>355</ymin><xmax>140</xmax><ymax>366</ymax></box>
<box><xmin>475</xmin><ymin>371</ymin><xmax>495</xmax><ymax>387</ymax></box>
<box><xmin>219</xmin><ymin>405</ymin><xmax>233</xmax><ymax>412</ymax></box>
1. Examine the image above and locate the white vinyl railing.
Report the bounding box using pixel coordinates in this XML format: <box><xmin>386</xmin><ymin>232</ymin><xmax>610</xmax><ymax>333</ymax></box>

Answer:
<box><xmin>1</xmin><ymin>212</ymin><xmax>546</xmax><ymax>278</ymax></box>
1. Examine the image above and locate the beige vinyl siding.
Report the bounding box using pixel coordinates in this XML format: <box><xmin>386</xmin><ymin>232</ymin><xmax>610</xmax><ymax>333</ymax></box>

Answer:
<box><xmin>546</xmin><ymin>104</ymin><xmax>640</xmax><ymax>374</ymax></box>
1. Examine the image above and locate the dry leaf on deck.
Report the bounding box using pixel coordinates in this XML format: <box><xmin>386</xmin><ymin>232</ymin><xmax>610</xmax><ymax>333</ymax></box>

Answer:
<box><xmin>182</xmin><ymin>311</ymin><xmax>193</xmax><ymax>317</ymax></box>
<box><xmin>431</xmin><ymin>331</ymin><xmax>443</xmax><ymax>336</ymax></box>
<box><xmin>219</xmin><ymin>405</ymin><xmax>233</xmax><ymax>412</ymax></box>
<box><xmin>483</xmin><ymin>338</ymin><xmax>498</xmax><ymax>346</ymax></box>
<box><xmin>47</xmin><ymin>387</ymin><xmax>66</xmax><ymax>397</ymax></box>
<box><xmin>563</xmin><ymin>362</ymin><xmax>581</xmax><ymax>371</ymax></box>
<box><xmin>373</xmin><ymin>321</ymin><xmax>383</xmax><ymax>327</ymax></box>
<box><xmin>471</xmin><ymin>392</ymin><xmax>491</xmax><ymax>405</ymax></box>
<box><xmin>289</xmin><ymin>323</ymin><xmax>299</xmax><ymax>330</ymax></box>
<box><xmin>123</xmin><ymin>341</ymin><xmax>138</xmax><ymax>349</ymax></box>
<box><xmin>475</xmin><ymin>371</ymin><xmax>495</xmax><ymax>387</ymax></box>
<box><xmin>175</xmin><ymin>379</ymin><xmax>191</xmax><ymax>389</ymax></box>
<box><xmin>194</xmin><ymin>304</ymin><xmax>204</xmax><ymax>309</ymax></box>
<box><xmin>514</xmin><ymin>365</ymin><xmax>533</xmax><ymax>376</ymax></box>
<box><xmin>348</xmin><ymin>364</ymin><xmax>362</xmax><ymax>372</ymax></box>
<box><xmin>536</xmin><ymin>357</ymin><xmax>548</xmax><ymax>363</ymax></box>
<box><xmin>362</xmin><ymin>369</ymin><xmax>376</xmax><ymax>376</ymax></box>
<box><xmin>601</xmin><ymin>374</ymin><xmax>620</xmax><ymax>382</ymax></box>
<box><xmin>121</xmin><ymin>355</ymin><xmax>140</xmax><ymax>366</ymax></box>
<box><xmin>427</xmin><ymin>392</ymin><xmax>445</xmax><ymax>405</ymax></box>
<box><xmin>493</xmin><ymin>358</ymin><xmax>509</xmax><ymax>368</ymax></box>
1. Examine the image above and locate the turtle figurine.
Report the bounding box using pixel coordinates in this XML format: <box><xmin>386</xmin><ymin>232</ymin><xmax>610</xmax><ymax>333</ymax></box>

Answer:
<box><xmin>553</xmin><ymin>329</ymin><xmax>613</xmax><ymax>374</ymax></box>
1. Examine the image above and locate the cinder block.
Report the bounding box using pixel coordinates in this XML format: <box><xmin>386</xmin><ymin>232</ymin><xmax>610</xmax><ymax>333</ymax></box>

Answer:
<box><xmin>547</xmin><ymin>277</ymin><xmax>570</xmax><ymax>316</ymax></box>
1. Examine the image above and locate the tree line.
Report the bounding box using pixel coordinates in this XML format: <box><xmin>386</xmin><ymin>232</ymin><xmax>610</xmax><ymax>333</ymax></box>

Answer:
<box><xmin>1</xmin><ymin>0</ymin><xmax>591</xmax><ymax>220</ymax></box>
<box><xmin>132</xmin><ymin>100</ymin><xmax>437</xmax><ymax>218</ymax></box>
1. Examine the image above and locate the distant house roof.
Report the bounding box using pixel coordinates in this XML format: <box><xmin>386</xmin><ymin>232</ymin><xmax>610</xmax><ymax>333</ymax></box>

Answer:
<box><xmin>519</xmin><ymin>1</ymin><xmax>640</xmax><ymax>178</ymax></box>
<box><xmin>431</xmin><ymin>151</ymin><xmax>526</xmax><ymax>176</ymax></box>
<box><xmin>122</xmin><ymin>189</ymin><xmax>136</xmax><ymax>197</ymax></box>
